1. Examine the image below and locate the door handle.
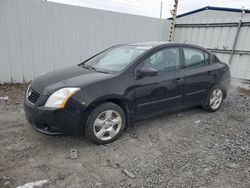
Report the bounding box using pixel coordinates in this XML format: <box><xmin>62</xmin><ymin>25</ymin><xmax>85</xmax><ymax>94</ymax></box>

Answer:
<box><xmin>207</xmin><ymin>70</ymin><xmax>212</xmax><ymax>75</ymax></box>
<box><xmin>173</xmin><ymin>78</ymin><xmax>183</xmax><ymax>84</ymax></box>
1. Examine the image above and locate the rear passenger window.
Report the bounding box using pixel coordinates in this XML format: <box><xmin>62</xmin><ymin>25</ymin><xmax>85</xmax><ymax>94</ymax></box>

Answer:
<box><xmin>183</xmin><ymin>48</ymin><xmax>209</xmax><ymax>68</ymax></box>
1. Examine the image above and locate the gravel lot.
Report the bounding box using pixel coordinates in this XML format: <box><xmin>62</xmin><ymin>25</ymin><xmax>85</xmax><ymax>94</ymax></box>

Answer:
<box><xmin>0</xmin><ymin>84</ymin><xmax>250</xmax><ymax>188</ymax></box>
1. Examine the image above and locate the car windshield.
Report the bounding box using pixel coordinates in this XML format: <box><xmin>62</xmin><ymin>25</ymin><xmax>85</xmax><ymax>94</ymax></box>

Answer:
<box><xmin>81</xmin><ymin>45</ymin><xmax>151</xmax><ymax>73</ymax></box>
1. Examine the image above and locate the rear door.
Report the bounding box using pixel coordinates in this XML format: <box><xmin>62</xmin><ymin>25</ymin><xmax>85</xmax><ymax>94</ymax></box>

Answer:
<box><xmin>134</xmin><ymin>47</ymin><xmax>184</xmax><ymax>118</ymax></box>
<box><xmin>182</xmin><ymin>47</ymin><xmax>216</xmax><ymax>107</ymax></box>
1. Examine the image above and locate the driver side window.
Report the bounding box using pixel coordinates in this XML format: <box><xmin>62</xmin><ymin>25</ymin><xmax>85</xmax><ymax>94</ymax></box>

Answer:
<box><xmin>143</xmin><ymin>48</ymin><xmax>180</xmax><ymax>72</ymax></box>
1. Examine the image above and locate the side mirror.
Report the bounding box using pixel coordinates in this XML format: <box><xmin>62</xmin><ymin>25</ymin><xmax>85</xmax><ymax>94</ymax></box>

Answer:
<box><xmin>137</xmin><ymin>67</ymin><xmax>158</xmax><ymax>78</ymax></box>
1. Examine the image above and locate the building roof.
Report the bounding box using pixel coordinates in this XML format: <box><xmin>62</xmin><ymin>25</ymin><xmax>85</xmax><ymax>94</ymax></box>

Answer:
<box><xmin>168</xmin><ymin>6</ymin><xmax>250</xmax><ymax>19</ymax></box>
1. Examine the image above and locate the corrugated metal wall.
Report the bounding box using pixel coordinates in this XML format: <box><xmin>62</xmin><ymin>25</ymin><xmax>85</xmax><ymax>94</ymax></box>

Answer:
<box><xmin>0</xmin><ymin>0</ymin><xmax>170</xmax><ymax>83</ymax></box>
<box><xmin>173</xmin><ymin>10</ymin><xmax>250</xmax><ymax>82</ymax></box>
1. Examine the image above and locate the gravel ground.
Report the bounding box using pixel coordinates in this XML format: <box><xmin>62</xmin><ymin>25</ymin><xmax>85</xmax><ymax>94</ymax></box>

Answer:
<box><xmin>0</xmin><ymin>84</ymin><xmax>250</xmax><ymax>188</ymax></box>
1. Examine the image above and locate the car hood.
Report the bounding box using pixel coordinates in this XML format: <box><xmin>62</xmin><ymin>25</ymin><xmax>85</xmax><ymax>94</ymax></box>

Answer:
<box><xmin>31</xmin><ymin>66</ymin><xmax>113</xmax><ymax>95</ymax></box>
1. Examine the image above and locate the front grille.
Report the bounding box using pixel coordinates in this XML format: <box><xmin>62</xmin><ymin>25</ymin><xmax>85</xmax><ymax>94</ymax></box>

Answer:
<box><xmin>27</xmin><ymin>87</ymin><xmax>40</xmax><ymax>104</ymax></box>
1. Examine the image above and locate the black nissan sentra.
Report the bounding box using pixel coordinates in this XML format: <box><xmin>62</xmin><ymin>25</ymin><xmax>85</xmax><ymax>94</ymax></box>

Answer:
<box><xmin>24</xmin><ymin>42</ymin><xmax>231</xmax><ymax>144</ymax></box>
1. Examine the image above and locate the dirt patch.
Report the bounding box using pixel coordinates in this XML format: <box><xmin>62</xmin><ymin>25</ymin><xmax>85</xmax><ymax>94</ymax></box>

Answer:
<box><xmin>0</xmin><ymin>83</ymin><xmax>28</xmax><ymax>106</ymax></box>
<box><xmin>0</xmin><ymin>85</ymin><xmax>250</xmax><ymax>188</ymax></box>
<box><xmin>238</xmin><ymin>87</ymin><xmax>250</xmax><ymax>96</ymax></box>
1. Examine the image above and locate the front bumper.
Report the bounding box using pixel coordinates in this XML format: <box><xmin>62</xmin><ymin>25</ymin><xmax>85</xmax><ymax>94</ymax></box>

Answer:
<box><xmin>24</xmin><ymin>100</ymin><xmax>84</xmax><ymax>135</ymax></box>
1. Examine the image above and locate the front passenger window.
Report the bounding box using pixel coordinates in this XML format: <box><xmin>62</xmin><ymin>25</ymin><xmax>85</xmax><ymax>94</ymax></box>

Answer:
<box><xmin>143</xmin><ymin>48</ymin><xmax>180</xmax><ymax>72</ymax></box>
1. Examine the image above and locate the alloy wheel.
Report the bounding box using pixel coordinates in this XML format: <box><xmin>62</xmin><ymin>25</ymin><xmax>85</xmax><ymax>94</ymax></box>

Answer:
<box><xmin>210</xmin><ymin>88</ymin><xmax>223</xmax><ymax>110</ymax></box>
<box><xmin>93</xmin><ymin>110</ymin><xmax>122</xmax><ymax>141</ymax></box>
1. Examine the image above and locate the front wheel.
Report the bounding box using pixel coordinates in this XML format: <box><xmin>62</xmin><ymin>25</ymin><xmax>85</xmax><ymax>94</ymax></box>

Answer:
<box><xmin>202</xmin><ymin>87</ymin><xmax>224</xmax><ymax>112</ymax></box>
<box><xmin>85</xmin><ymin>102</ymin><xmax>126</xmax><ymax>144</ymax></box>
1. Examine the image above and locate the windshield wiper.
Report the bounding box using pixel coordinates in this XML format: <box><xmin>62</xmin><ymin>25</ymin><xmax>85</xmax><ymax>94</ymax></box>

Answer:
<box><xmin>81</xmin><ymin>64</ymin><xmax>109</xmax><ymax>74</ymax></box>
<box><xmin>81</xmin><ymin>64</ymin><xmax>92</xmax><ymax>69</ymax></box>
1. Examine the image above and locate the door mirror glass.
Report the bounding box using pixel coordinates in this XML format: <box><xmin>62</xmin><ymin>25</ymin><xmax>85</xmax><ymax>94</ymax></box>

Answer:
<box><xmin>138</xmin><ymin>67</ymin><xmax>158</xmax><ymax>78</ymax></box>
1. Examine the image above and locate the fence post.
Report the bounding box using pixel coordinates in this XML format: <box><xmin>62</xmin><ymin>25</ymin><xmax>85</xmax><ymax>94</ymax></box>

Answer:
<box><xmin>169</xmin><ymin>0</ymin><xmax>178</xmax><ymax>41</ymax></box>
<box><xmin>228</xmin><ymin>8</ymin><xmax>245</xmax><ymax>65</ymax></box>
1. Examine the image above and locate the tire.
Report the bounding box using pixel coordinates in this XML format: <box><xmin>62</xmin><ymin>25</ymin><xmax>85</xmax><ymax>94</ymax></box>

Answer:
<box><xmin>85</xmin><ymin>102</ymin><xmax>126</xmax><ymax>145</ymax></box>
<box><xmin>202</xmin><ymin>86</ymin><xmax>225</xmax><ymax>112</ymax></box>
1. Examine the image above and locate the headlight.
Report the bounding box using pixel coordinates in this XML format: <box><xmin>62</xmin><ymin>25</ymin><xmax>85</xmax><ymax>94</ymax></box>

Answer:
<box><xmin>44</xmin><ymin>87</ymin><xmax>80</xmax><ymax>108</ymax></box>
<box><xmin>26</xmin><ymin>84</ymin><xmax>31</xmax><ymax>98</ymax></box>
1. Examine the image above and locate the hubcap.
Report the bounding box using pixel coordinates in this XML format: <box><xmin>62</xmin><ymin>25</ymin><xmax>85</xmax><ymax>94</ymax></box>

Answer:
<box><xmin>210</xmin><ymin>89</ymin><xmax>223</xmax><ymax>110</ymax></box>
<box><xmin>93</xmin><ymin>110</ymin><xmax>122</xmax><ymax>141</ymax></box>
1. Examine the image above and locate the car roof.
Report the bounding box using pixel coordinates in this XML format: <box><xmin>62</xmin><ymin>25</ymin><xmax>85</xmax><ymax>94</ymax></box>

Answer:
<box><xmin>126</xmin><ymin>41</ymin><xmax>210</xmax><ymax>53</ymax></box>
<box><xmin>128</xmin><ymin>41</ymin><xmax>169</xmax><ymax>47</ymax></box>
<box><xmin>127</xmin><ymin>41</ymin><xmax>196</xmax><ymax>47</ymax></box>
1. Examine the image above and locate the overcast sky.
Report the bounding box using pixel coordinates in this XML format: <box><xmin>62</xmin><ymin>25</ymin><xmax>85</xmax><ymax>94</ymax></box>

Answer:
<box><xmin>49</xmin><ymin>0</ymin><xmax>250</xmax><ymax>19</ymax></box>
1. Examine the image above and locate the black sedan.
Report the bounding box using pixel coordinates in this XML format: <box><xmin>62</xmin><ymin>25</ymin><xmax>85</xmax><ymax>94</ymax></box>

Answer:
<box><xmin>24</xmin><ymin>42</ymin><xmax>231</xmax><ymax>144</ymax></box>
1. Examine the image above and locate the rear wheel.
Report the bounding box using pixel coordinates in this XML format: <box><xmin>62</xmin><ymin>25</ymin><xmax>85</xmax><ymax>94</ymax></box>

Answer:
<box><xmin>202</xmin><ymin>87</ymin><xmax>224</xmax><ymax>112</ymax></box>
<box><xmin>85</xmin><ymin>102</ymin><xmax>126</xmax><ymax>144</ymax></box>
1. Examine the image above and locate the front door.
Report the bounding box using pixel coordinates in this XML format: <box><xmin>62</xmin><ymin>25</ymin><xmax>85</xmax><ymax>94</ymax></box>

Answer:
<box><xmin>134</xmin><ymin>47</ymin><xmax>184</xmax><ymax>118</ymax></box>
